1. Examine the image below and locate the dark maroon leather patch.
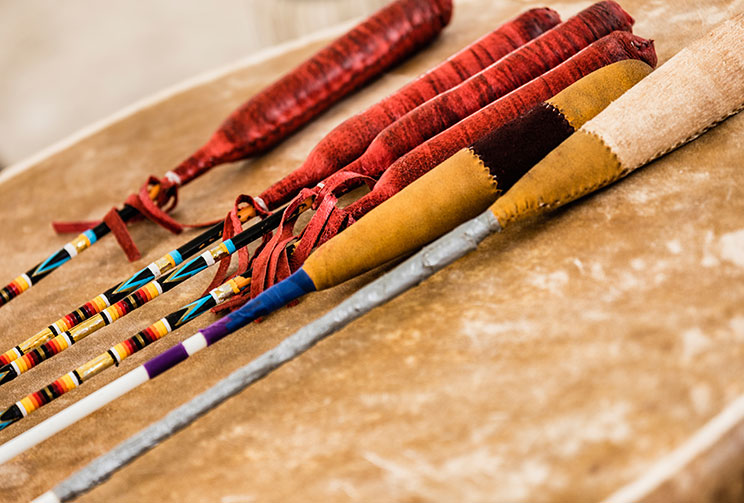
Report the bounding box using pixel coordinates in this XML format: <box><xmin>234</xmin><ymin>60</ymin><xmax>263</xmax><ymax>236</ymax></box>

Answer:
<box><xmin>471</xmin><ymin>102</ymin><xmax>574</xmax><ymax>191</ymax></box>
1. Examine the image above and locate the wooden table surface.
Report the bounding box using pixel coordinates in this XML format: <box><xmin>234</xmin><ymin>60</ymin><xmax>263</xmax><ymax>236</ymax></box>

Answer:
<box><xmin>1</xmin><ymin>0</ymin><xmax>744</xmax><ymax>501</ymax></box>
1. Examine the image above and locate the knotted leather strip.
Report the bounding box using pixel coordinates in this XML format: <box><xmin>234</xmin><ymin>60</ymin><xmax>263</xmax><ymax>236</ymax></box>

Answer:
<box><xmin>52</xmin><ymin>176</ymin><xmax>225</xmax><ymax>261</ymax></box>
<box><xmin>250</xmin><ymin>188</ymin><xmax>316</xmax><ymax>298</ymax></box>
<box><xmin>200</xmin><ymin>194</ymin><xmax>268</xmax><ymax>296</ymax></box>
<box><xmin>102</xmin><ymin>207</ymin><xmax>142</xmax><ymax>261</ymax></box>
<box><xmin>292</xmin><ymin>172</ymin><xmax>376</xmax><ymax>268</ymax></box>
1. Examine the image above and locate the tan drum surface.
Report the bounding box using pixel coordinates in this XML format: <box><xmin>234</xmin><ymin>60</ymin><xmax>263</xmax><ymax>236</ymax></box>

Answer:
<box><xmin>1</xmin><ymin>1</ymin><xmax>744</xmax><ymax>501</ymax></box>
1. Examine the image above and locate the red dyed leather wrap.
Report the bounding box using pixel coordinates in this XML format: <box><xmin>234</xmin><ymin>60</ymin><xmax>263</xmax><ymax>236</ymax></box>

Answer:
<box><xmin>169</xmin><ymin>0</ymin><xmax>453</xmax><ymax>190</ymax></box>
<box><xmin>259</xmin><ymin>7</ymin><xmax>561</xmax><ymax>208</ymax></box>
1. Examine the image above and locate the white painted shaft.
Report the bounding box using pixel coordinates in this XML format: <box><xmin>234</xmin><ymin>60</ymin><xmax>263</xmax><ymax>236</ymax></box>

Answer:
<box><xmin>0</xmin><ymin>366</ymin><xmax>149</xmax><ymax>465</ymax></box>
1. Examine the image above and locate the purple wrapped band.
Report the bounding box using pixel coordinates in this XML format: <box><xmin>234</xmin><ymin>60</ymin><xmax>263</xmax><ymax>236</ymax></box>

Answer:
<box><xmin>144</xmin><ymin>343</ymin><xmax>189</xmax><ymax>378</ymax></box>
<box><xmin>200</xmin><ymin>318</ymin><xmax>231</xmax><ymax>346</ymax></box>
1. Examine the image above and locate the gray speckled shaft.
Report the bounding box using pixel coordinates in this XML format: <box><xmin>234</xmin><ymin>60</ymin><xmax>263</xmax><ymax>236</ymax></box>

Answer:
<box><xmin>49</xmin><ymin>210</ymin><xmax>501</xmax><ymax>502</ymax></box>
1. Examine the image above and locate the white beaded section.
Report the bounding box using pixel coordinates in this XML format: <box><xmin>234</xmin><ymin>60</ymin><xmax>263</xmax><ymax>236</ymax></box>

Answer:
<box><xmin>147</xmin><ymin>262</ymin><xmax>161</xmax><ymax>277</ymax></box>
<box><xmin>200</xmin><ymin>250</ymin><xmax>216</xmax><ymax>266</ymax></box>
<box><xmin>15</xmin><ymin>400</ymin><xmax>29</xmax><ymax>418</ymax></box>
<box><xmin>98</xmin><ymin>293</ymin><xmax>111</xmax><ymax>307</ymax></box>
<box><xmin>160</xmin><ymin>318</ymin><xmax>173</xmax><ymax>334</ymax></box>
<box><xmin>68</xmin><ymin>371</ymin><xmax>81</xmax><ymax>387</ymax></box>
<box><xmin>63</xmin><ymin>243</ymin><xmax>78</xmax><ymax>258</ymax></box>
<box><xmin>182</xmin><ymin>332</ymin><xmax>208</xmax><ymax>356</ymax></box>
<box><xmin>108</xmin><ymin>347</ymin><xmax>122</xmax><ymax>364</ymax></box>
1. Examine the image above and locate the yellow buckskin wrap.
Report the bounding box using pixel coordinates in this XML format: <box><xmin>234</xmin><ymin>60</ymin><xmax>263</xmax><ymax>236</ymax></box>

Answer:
<box><xmin>491</xmin><ymin>14</ymin><xmax>744</xmax><ymax>227</ymax></box>
<box><xmin>304</xmin><ymin>148</ymin><xmax>498</xmax><ymax>290</ymax></box>
<box><xmin>547</xmin><ymin>60</ymin><xmax>653</xmax><ymax>129</ymax></box>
